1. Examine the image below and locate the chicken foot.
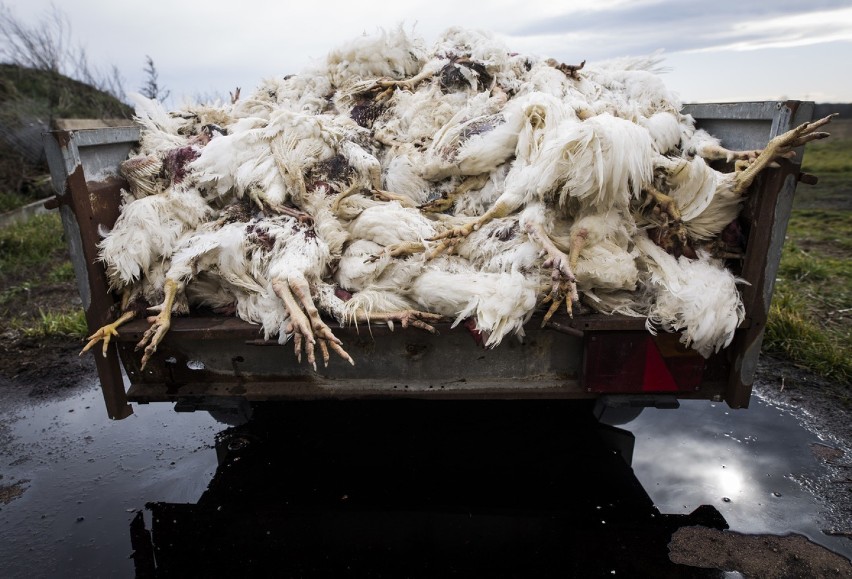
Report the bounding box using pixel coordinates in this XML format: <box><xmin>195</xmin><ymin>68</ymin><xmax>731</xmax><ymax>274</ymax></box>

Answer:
<box><xmin>545</xmin><ymin>58</ymin><xmax>586</xmax><ymax>79</ymax></box>
<box><xmin>696</xmin><ymin>143</ymin><xmax>762</xmax><ymax>164</ymax></box>
<box><xmin>419</xmin><ymin>192</ymin><xmax>456</xmax><ymax>214</ymax></box>
<box><xmin>644</xmin><ymin>184</ymin><xmax>682</xmax><ymax>224</ymax></box>
<box><xmin>273</xmin><ymin>274</ymin><xmax>354</xmax><ymax>369</ymax></box>
<box><xmin>732</xmin><ymin>114</ymin><xmax>836</xmax><ymax>195</ymax></box>
<box><xmin>268</xmin><ymin>202</ymin><xmax>315</xmax><ymax>226</ymax></box>
<box><xmin>426</xmin><ymin>198</ymin><xmax>513</xmax><ymax>258</ymax></box>
<box><xmin>419</xmin><ymin>174</ymin><xmax>491</xmax><ymax>214</ymax></box>
<box><xmin>80</xmin><ymin>287</ymin><xmax>137</xmax><ymax>357</ymax></box>
<box><xmin>364</xmin><ymin>241</ymin><xmax>427</xmax><ymax>263</ymax></box>
<box><xmin>371</xmin><ymin>189</ymin><xmax>417</xmax><ymax>208</ymax></box>
<box><xmin>80</xmin><ymin>310</ymin><xmax>136</xmax><ymax>358</ymax></box>
<box><xmin>330</xmin><ymin>183</ymin><xmax>363</xmax><ymax>215</ymax></box>
<box><xmin>136</xmin><ymin>278</ymin><xmax>180</xmax><ymax>370</ymax></box>
<box><xmin>350</xmin><ymin>310</ymin><xmax>444</xmax><ymax>334</ymax></box>
<box><xmin>648</xmin><ymin>183</ymin><xmax>690</xmax><ymax>248</ymax></box>
<box><xmin>348</xmin><ymin>67</ymin><xmax>437</xmax><ymax>98</ymax></box>
<box><xmin>526</xmin><ymin>222</ymin><xmax>584</xmax><ymax>323</ymax></box>
<box><xmin>373</xmin><ymin>67</ymin><xmax>437</xmax><ymax>93</ymax></box>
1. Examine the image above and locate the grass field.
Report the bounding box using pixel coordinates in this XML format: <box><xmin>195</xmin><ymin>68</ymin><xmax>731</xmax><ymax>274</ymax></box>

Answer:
<box><xmin>0</xmin><ymin>213</ymin><xmax>87</xmax><ymax>339</ymax></box>
<box><xmin>764</xmin><ymin>124</ymin><xmax>852</xmax><ymax>388</ymax></box>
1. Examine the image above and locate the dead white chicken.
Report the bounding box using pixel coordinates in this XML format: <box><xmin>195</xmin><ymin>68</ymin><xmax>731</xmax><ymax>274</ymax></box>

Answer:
<box><xmin>634</xmin><ymin>232</ymin><xmax>745</xmax><ymax>358</ymax></box>
<box><xmin>431</xmin><ymin>102</ymin><xmax>655</xmax><ymax>319</ymax></box>
<box><xmin>81</xmin><ymin>186</ymin><xmax>214</xmax><ymax>357</ymax></box>
<box><xmin>639</xmin><ymin>114</ymin><xmax>836</xmax><ymax>257</ymax></box>
<box><xmin>135</xmin><ymin>204</ymin><xmax>266</xmax><ymax>368</ymax></box>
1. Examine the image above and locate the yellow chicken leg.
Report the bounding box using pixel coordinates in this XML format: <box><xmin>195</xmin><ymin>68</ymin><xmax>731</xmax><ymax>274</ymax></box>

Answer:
<box><xmin>733</xmin><ymin>114</ymin><xmax>835</xmax><ymax>195</ymax></box>
<box><xmin>136</xmin><ymin>279</ymin><xmax>180</xmax><ymax>370</ymax></box>
<box><xmin>352</xmin><ymin>310</ymin><xmax>444</xmax><ymax>334</ymax></box>
<box><xmin>526</xmin><ymin>221</ymin><xmax>584</xmax><ymax>324</ymax></box>
<box><xmin>80</xmin><ymin>310</ymin><xmax>136</xmax><ymax>358</ymax></box>
<box><xmin>273</xmin><ymin>274</ymin><xmax>354</xmax><ymax>369</ymax></box>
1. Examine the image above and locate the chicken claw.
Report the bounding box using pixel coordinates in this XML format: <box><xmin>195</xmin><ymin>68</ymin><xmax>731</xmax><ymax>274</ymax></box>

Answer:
<box><xmin>426</xmin><ymin>221</ymin><xmax>478</xmax><ymax>259</ymax></box>
<box><xmin>733</xmin><ymin>114</ymin><xmax>836</xmax><ymax>194</ymax></box>
<box><xmin>80</xmin><ymin>311</ymin><xmax>136</xmax><ymax>358</ymax></box>
<box><xmin>282</xmin><ymin>303</ymin><xmax>317</xmax><ymax>367</ymax></box>
<box><xmin>419</xmin><ymin>191</ymin><xmax>456</xmax><ymax>213</ymax></box>
<box><xmin>427</xmin><ymin>197</ymin><xmax>514</xmax><ymax>259</ymax></box>
<box><xmin>371</xmin><ymin>189</ymin><xmax>417</xmax><ymax>208</ymax></box>
<box><xmin>364</xmin><ymin>241</ymin><xmax>426</xmax><ymax>263</ymax></box>
<box><xmin>360</xmin><ymin>310</ymin><xmax>444</xmax><ymax>334</ymax></box>
<box><xmin>136</xmin><ymin>309</ymin><xmax>172</xmax><ymax>370</ymax></box>
<box><xmin>540</xmin><ymin>256</ymin><xmax>579</xmax><ymax>324</ymax></box>
<box><xmin>419</xmin><ymin>175</ymin><xmax>490</xmax><ymax>214</ymax></box>
<box><xmin>284</xmin><ymin>320</ymin><xmax>353</xmax><ymax>370</ymax></box>
<box><xmin>540</xmin><ymin>280</ymin><xmax>574</xmax><ymax>326</ymax></box>
<box><xmin>545</xmin><ymin>58</ymin><xmax>586</xmax><ymax>79</ymax></box>
<box><xmin>135</xmin><ymin>279</ymin><xmax>179</xmax><ymax>370</ymax></box>
<box><xmin>644</xmin><ymin>184</ymin><xmax>682</xmax><ymax>224</ymax></box>
<box><xmin>369</xmin><ymin>67</ymin><xmax>437</xmax><ymax>93</ymax></box>
<box><xmin>273</xmin><ymin>276</ymin><xmax>354</xmax><ymax>369</ymax></box>
<box><xmin>526</xmin><ymin>222</ymin><xmax>585</xmax><ymax>323</ymax></box>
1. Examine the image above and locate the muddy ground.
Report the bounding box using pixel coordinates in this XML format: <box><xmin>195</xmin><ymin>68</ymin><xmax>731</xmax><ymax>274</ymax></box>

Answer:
<box><xmin>0</xmin><ymin>334</ymin><xmax>95</xmax><ymax>397</ymax></box>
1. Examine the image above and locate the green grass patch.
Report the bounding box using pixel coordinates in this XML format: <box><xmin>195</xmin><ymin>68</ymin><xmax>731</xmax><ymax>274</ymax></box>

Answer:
<box><xmin>0</xmin><ymin>64</ymin><xmax>132</xmax><ymax>120</ymax></box>
<box><xmin>0</xmin><ymin>212</ymin><xmax>68</xmax><ymax>274</ymax></box>
<box><xmin>0</xmin><ymin>212</ymin><xmax>86</xmax><ymax>340</ymax></box>
<box><xmin>48</xmin><ymin>261</ymin><xmax>76</xmax><ymax>284</ymax></box>
<box><xmin>764</xmin><ymin>209</ymin><xmax>852</xmax><ymax>386</ymax></box>
<box><xmin>765</xmin><ymin>290</ymin><xmax>851</xmax><ymax>386</ymax></box>
<box><xmin>795</xmin><ymin>138</ymin><xmax>852</xmax><ymax>211</ymax></box>
<box><xmin>783</xmin><ymin>209</ymin><xmax>852</xmax><ymax>259</ymax></box>
<box><xmin>801</xmin><ymin>138</ymin><xmax>852</xmax><ymax>174</ymax></box>
<box><xmin>0</xmin><ymin>282</ymin><xmax>32</xmax><ymax>306</ymax></box>
<box><xmin>0</xmin><ymin>190</ymin><xmax>32</xmax><ymax>213</ymax></box>
<box><xmin>12</xmin><ymin>308</ymin><xmax>87</xmax><ymax>339</ymax></box>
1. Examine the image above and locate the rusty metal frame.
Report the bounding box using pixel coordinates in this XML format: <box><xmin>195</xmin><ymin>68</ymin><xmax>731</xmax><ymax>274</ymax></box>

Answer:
<box><xmin>43</xmin><ymin>127</ymin><xmax>140</xmax><ymax>419</ymax></box>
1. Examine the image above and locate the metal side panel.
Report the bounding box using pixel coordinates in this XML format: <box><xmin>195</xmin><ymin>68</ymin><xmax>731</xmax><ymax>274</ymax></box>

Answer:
<box><xmin>43</xmin><ymin>127</ymin><xmax>140</xmax><ymax>419</ymax></box>
<box><xmin>683</xmin><ymin>101</ymin><xmax>815</xmax><ymax>408</ymax></box>
<box><xmin>120</xmin><ymin>318</ymin><xmax>587</xmax><ymax>402</ymax></box>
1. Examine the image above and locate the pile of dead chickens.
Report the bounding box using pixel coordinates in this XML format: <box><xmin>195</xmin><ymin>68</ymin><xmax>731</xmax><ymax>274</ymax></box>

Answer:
<box><xmin>82</xmin><ymin>26</ymin><xmax>832</xmax><ymax>369</ymax></box>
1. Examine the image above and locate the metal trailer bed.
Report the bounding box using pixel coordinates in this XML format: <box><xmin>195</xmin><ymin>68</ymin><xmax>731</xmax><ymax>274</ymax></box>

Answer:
<box><xmin>42</xmin><ymin>101</ymin><xmax>816</xmax><ymax>419</ymax></box>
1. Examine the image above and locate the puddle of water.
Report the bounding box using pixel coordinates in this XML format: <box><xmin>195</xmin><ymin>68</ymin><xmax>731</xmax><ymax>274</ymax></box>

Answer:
<box><xmin>623</xmin><ymin>395</ymin><xmax>852</xmax><ymax>560</ymax></box>
<box><xmin>2</xmin><ymin>380</ymin><xmax>849</xmax><ymax>575</ymax></box>
<box><xmin>131</xmin><ymin>401</ymin><xmax>731</xmax><ymax>576</ymax></box>
<box><xmin>0</xmin><ymin>380</ymin><xmax>223</xmax><ymax>578</ymax></box>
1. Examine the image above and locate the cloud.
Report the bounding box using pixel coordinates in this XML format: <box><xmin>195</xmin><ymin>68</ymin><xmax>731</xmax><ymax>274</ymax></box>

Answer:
<box><xmin>7</xmin><ymin>0</ymin><xmax>852</xmax><ymax>103</ymax></box>
<box><xmin>512</xmin><ymin>1</ymin><xmax>852</xmax><ymax>56</ymax></box>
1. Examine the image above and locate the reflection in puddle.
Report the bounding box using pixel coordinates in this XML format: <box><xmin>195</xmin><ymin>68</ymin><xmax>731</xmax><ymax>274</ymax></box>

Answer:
<box><xmin>0</xmin><ymin>381</ymin><xmax>222</xmax><ymax>578</ymax></box>
<box><xmin>1</xmin><ymin>379</ymin><xmax>849</xmax><ymax>576</ymax></box>
<box><xmin>129</xmin><ymin>401</ymin><xmax>730</xmax><ymax>577</ymax></box>
<box><xmin>624</xmin><ymin>392</ymin><xmax>851</xmax><ymax>560</ymax></box>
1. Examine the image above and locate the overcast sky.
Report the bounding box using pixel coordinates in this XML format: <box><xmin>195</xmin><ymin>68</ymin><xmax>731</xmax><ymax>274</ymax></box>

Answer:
<box><xmin>5</xmin><ymin>0</ymin><xmax>852</xmax><ymax>105</ymax></box>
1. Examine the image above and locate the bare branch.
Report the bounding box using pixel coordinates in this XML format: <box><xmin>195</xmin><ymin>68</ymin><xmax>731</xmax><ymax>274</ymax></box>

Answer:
<box><xmin>0</xmin><ymin>2</ymin><xmax>127</xmax><ymax>102</ymax></box>
<box><xmin>140</xmin><ymin>54</ymin><xmax>169</xmax><ymax>102</ymax></box>
<box><xmin>0</xmin><ymin>2</ymin><xmax>70</xmax><ymax>72</ymax></box>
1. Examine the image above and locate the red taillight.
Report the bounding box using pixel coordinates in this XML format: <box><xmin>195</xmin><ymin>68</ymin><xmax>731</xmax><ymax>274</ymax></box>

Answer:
<box><xmin>582</xmin><ymin>332</ymin><xmax>705</xmax><ymax>393</ymax></box>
